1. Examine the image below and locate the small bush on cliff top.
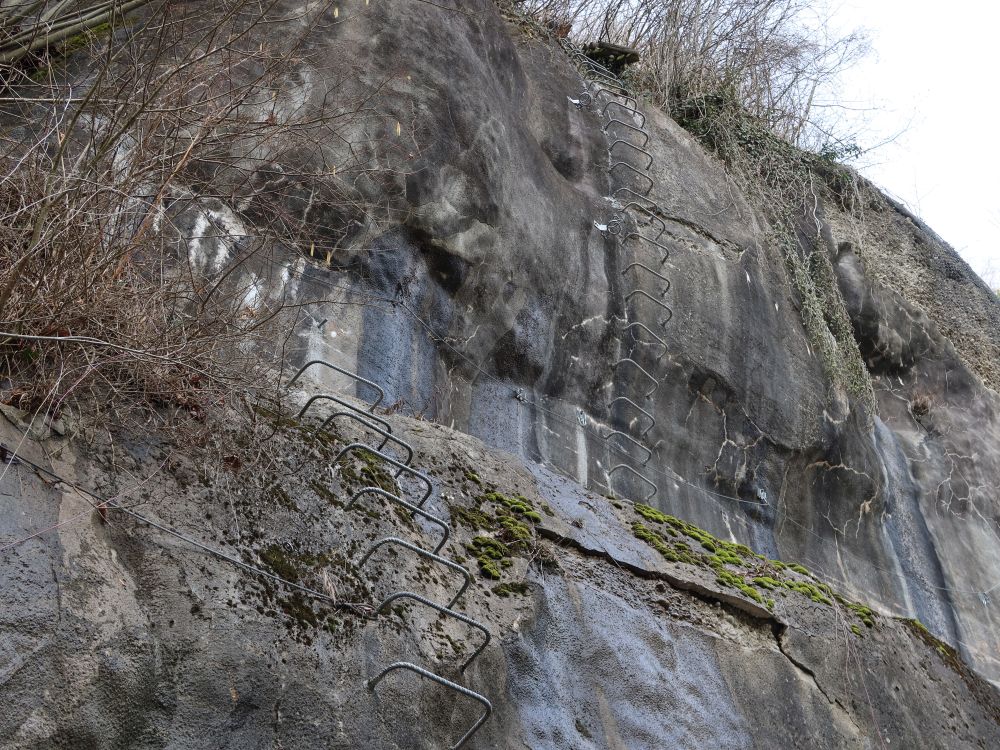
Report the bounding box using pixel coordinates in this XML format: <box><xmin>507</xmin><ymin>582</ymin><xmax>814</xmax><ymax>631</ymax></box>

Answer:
<box><xmin>519</xmin><ymin>0</ymin><xmax>868</xmax><ymax>150</ymax></box>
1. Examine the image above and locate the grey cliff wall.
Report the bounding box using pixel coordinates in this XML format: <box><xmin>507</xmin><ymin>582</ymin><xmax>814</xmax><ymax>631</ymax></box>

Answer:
<box><xmin>2</xmin><ymin>403</ymin><xmax>999</xmax><ymax>749</ymax></box>
<box><xmin>188</xmin><ymin>0</ymin><xmax>1000</xmax><ymax>681</ymax></box>
<box><xmin>2</xmin><ymin>0</ymin><xmax>999</xmax><ymax>748</ymax></box>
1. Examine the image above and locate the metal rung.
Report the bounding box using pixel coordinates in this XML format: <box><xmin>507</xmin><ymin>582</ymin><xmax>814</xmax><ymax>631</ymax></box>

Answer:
<box><xmin>603</xmin><ymin>118</ymin><xmax>649</xmax><ymax>147</ymax></box>
<box><xmin>367</xmin><ymin>662</ymin><xmax>492</xmax><ymax>750</ymax></box>
<box><xmin>608</xmin><ymin>139</ymin><xmax>654</xmax><ymax>170</ymax></box>
<box><xmin>615</xmin><ymin>188</ymin><xmax>659</xmax><ymax>212</ymax></box>
<box><xmin>376</xmin><ymin>591</ymin><xmax>491</xmax><ymax>672</ymax></box>
<box><xmin>578</xmin><ymin>56</ymin><xmax>618</xmax><ymax>74</ymax></box>
<box><xmin>619</xmin><ymin>201</ymin><xmax>666</xmax><ymax>239</ymax></box>
<box><xmin>609</xmin><ymin>162</ymin><xmax>654</xmax><ymax>195</ymax></box>
<box><xmin>336</xmin><ymin>443</ymin><xmax>433</xmax><ymax>508</ymax></box>
<box><xmin>321</xmin><ymin>414</ymin><xmax>414</xmax><ymax>471</ymax></box>
<box><xmin>564</xmin><ymin>40</ymin><xmax>630</xmax><ymax>84</ymax></box>
<box><xmin>622</xmin><ymin>262</ymin><xmax>671</xmax><ymax>294</ymax></box>
<box><xmin>608</xmin><ymin>464</ymin><xmax>657</xmax><ymax>501</ymax></box>
<box><xmin>608</xmin><ymin>396</ymin><xmax>656</xmax><ymax>436</ymax></box>
<box><xmin>359</xmin><ymin>537</ymin><xmax>472</xmax><ymax>608</ymax></box>
<box><xmin>602</xmin><ymin>430</ymin><xmax>653</xmax><ymax>465</ymax></box>
<box><xmin>581</xmin><ymin>64</ymin><xmax>626</xmax><ymax>84</ymax></box>
<box><xmin>586</xmin><ymin>73</ymin><xmax>630</xmax><ymax>93</ymax></box>
<box><xmin>289</xmin><ymin>360</ymin><xmax>385</xmax><ymax>409</ymax></box>
<box><xmin>626</xmin><ymin>289</ymin><xmax>674</xmax><ymax>326</ymax></box>
<box><xmin>317</xmin><ymin>410</ymin><xmax>390</xmax><ymax>455</ymax></box>
<box><xmin>348</xmin><ymin>488</ymin><xmax>449</xmax><ymax>555</ymax></box>
<box><xmin>602</xmin><ymin>101</ymin><xmax>646</xmax><ymax>127</ymax></box>
<box><xmin>623</xmin><ymin>321</ymin><xmax>669</xmax><ymax>361</ymax></box>
<box><xmin>581</xmin><ymin>56</ymin><xmax>625</xmax><ymax>80</ymax></box>
<box><xmin>591</xmin><ymin>87</ymin><xmax>639</xmax><ymax>110</ymax></box>
<box><xmin>613</xmin><ymin>357</ymin><xmax>658</xmax><ymax>398</ymax></box>
<box><xmin>624</xmin><ymin>232</ymin><xmax>671</xmax><ymax>261</ymax></box>
<box><xmin>299</xmin><ymin>394</ymin><xmax>394</xmax><ymax>434</ymax></box>
<box><xmin>576</xmin><ymin>58</ymin><xmax>621</xmax><ymax>78</ymax></box>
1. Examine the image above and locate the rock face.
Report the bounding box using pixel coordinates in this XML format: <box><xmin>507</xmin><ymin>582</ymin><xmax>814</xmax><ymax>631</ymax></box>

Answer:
<box><xmin>2</xmin><ymin>0</ymin><xmax>1000</xmax><ymax>747</ymax></box>
<box><xmin>219</xmin><ymin>0</ymin><xmax>998</xmax><ymax>681</ymax></box>
<box><xmin>2</xmin><ymin>406</ymin><xmax>1000</xmax><ymax>749</ymax></box>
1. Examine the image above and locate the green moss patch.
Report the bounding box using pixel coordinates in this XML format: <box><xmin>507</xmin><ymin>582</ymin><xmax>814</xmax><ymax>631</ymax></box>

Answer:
<box><xmin>634</xmin><ymin>504</ymin><xmax>760</xmax><ymax>563</ymax></box>
<box><xmin>455</xmin><ymin>488</ymin><xmax>544</xmax><ymax>582</ymax></box>
<box><xmin>903</xmin><ymin>618</ymin><xmax>965</xmax><ymax>672</ymax></box>
<box><xmin>482</xmin><ymin>491</ymin><xmax>544</xmax><ymax>524</ymax></box>
<box><xmin>836</xmin><ymin>597</ymin><xmax>876</xmax><ymax>627</ymax></box>
<box><xmin>632</xmin><ymin>522</ymin><xmax>702</xmax><ymax>565</ymax></box>
<box><xmin>628</xmin><ymin>505</ymin><xmax>880</xmax><ymax>615</ymax></box>
<box><xmin>260</xmin><ymin>544</ymin><xmax>301</xmax><ymax>583</ymax></box>
<box><xmin>498</xmin><ymin>514</ymin><xmax>533</xmax><ymax>542</ymax></box>
<box><xmin>493</xmin><ymin>581</ymin><xmax>531</xmax><ymax>598</ymax></box>
<box><xmin>468</xmin><ymin>536</ymin><xmax>510</xmax><ymax>579</ymax></box>
<box><xmin>715</xmin><ymin>568</ymin><xmax>765</xmax><ymax>604</ymax></box>
<box><xmin>452</xmin><ymin>505</ymin><xmax>494</xmax><ymax>532</ymax></box>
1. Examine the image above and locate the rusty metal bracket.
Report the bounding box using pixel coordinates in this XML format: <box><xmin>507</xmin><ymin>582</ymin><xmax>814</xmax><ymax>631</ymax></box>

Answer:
<box><xmin>583</xmin><ymin>67</ymin><xmax>629</xmax><ymax>89</ymax></box>
<box><xmin>367</xmin><ymin>661</ymin><xmax>492</xmax><ymax>750</ymax></box>
<box><xmin>359</xmin><ymin>537</ymin><xmax>472</xmax><ymax>608</ymax></box>
<box><xmin>614</xmin><ymin>187</ymin><xmax>658</xmax><ymax>211</ymax></box>
<box><xmin>347</xmin><ymin>488</ymin><xmax>449</xmax><ymax>555</ymax></box>
<box><xmin>321</xmin><ymin>415</ymin><xmax>414</xmax><ymax>469</ymax></box>
<box><xmin>579</xmin><ymin>62</ymin><xmax>625</xmax><ymax>81</ymax></box>
<box><xmin>603</xmin><ymin>118</ymin><xmax>650</xmax><ymax>147</ymax></box>
<box><xmin>375</xmin><ymin>591</ymin><xmax>491</xmax><ymax>672</ymax></box>
<box><xmin>618</xmin><ymin>202</ymin><xmax>666</xmax><ymax>239</ymax></box>
<box><xmin>579</xmin><ymin>55</ymin><xmax>621</xmax><ymax>77</ymax></box>
<box><xmin>626</xmin><ymin>289</ymin><xmax>675</xmax><ymax>327</ymax></box>
<box><xmin>592</xmin><ymin>87</ymin><xmax>639</xmax><ymax>110</ymax></box>
<box><xmin>299</xmin><ymin>394</ymin><xmax>394</xmax><ymax>434</ymax></box>
<box><xmin>317</xmin><ymin>408</ymin><xmax>391</xmax><ymax>450</ymax></box>
<box><xmin>624</xmin><ymin>231</ymin><xmax>671</xmax><ymax>261</ymax></box>
<box><xmin>602</xmin><ymin>101</ymin><xmax>646</xmax><ymax>127</ymax></box>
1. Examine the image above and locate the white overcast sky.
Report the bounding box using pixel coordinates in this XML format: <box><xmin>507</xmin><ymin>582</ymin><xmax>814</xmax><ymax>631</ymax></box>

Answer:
<box><xmin>828</xmin><ymin>1</ymin><xmax>997</xmax><ymax>287</ymax></box>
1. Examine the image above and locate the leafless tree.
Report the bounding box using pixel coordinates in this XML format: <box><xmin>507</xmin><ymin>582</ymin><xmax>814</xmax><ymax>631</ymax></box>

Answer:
<box><xmin>0</xmin><ymin>0</ymin><xmax>389</xmax><ymax>435</ymax></box>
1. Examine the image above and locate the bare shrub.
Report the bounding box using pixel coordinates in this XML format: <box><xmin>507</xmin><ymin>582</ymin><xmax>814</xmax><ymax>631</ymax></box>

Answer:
<box><xmin>0</xmin><ymin>0</ymin><xmax>380</xmax><ymax>435</ymax></box>
<box><xmin>0</xmin><ymin>1</ymin><xmax>159</xmax><ymax>71</ymax></box>
<box><xmin>519</xmin><ymin>0</ymin><xmax>868</xmax><ymax>150</ymax></box>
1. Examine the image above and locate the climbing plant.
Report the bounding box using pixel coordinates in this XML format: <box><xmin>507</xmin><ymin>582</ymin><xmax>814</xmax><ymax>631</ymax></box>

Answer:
<box><xmin>678</xmin><ymin>98</ymin><xmax>877</xmax><ymax>417</ymax></box>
